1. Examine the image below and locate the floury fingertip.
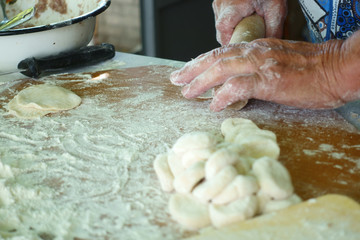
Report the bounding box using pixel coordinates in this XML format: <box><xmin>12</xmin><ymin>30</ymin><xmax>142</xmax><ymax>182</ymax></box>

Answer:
<box><xmin>181</xmin><ymin>85</ymin><xmax>191</xmax><ymax>97</ymax></box>
<box><xmin>169</xmin><ymin>70</ymin><xmax>185</xmax><ymax>86</ymax></box>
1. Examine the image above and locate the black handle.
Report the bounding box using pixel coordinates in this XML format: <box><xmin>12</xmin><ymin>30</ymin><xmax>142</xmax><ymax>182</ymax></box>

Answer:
<box><xmin>18</xmin><ymin>43</ymin><xmax>115</xmax><ymax>78</ymax></box>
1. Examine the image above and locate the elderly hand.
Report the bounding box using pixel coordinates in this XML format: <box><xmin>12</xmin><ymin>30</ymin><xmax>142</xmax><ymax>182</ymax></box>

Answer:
<box><xmin>213</xmin><ymin>0</ymin><xmax>287</xmax><ymax>45</ymax></box>
<box><xmin>170</xmin><ymin>33</ymin><xmax>360</xmax><ymax>111</ymax></box>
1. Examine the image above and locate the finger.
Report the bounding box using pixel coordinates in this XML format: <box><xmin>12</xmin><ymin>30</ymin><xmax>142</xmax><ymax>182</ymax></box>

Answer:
<box><xmin>210</xmin><ymin>74</ymin><xmax>259</xmax><ymax>112</ymax></box>
<box><xmin>212</xmin><ymin>0</ymin><xmax>219</xmax><ymax>21</ymax></box>
<box><xmin>216</xmin><ymin>6</ymin><xmax>254</xmax><ymax>45</ymax></box>
<box><xmin>263</xmin><ymin>3</ymin><xmax>287</xmax><ymax>38</ymax></box>
<box><xmin>182</xmin><ymin>56</ymin><xmax>255</xmax><ymax>99</ymax></box>
<box><xmin>216</xmin><ymin>9</ymin><xmax>240</xmax><ymax>45</ymax></box>
<box><xmin>170</xmin><ymin>46</ymin><xmax>245</xmax><ymax>86</ymax></box>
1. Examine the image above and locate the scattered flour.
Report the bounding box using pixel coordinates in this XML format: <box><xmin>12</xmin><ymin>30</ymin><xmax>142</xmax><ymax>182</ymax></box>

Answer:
<box><xmin>0</xmin><ymin>66</ymin><xmax>358</xmax><ymax>239</ymax></box>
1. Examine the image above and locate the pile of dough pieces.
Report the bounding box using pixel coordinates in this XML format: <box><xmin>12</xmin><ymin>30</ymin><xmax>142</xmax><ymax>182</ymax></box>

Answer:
<box><xmin>154</xmin><ymin>118</ymin><xmax>301</xmax><ymax>230</ymax></box>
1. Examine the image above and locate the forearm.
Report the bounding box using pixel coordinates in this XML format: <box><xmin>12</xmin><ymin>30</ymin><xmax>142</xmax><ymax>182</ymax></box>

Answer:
<box><xmin>336</xmin><ymin>30</ymin><xmax>360</xmax><ymax>102</ymax></box>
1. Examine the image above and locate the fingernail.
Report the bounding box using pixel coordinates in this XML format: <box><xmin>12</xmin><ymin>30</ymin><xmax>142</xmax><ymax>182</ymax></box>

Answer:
<box><xmin>170</xmin><ymin>70</ymin><xmax>180</xmax><ymax>81</ymax></box>
<box><xmin>181</xmin><ymin>85</ymin><xmax>190</xmax><ymax>97</ymax></box>
<box><xmin>209</xmin><ymin>97</ymin><xmax>225</xmax><ymax>112</ymax></box>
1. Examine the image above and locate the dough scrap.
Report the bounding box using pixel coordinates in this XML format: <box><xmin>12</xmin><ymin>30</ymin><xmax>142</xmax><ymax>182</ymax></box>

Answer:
<box><xmin>197</xmin><ymin>89</ymin><xmax>248</xmax><ymax>111</ymax></box>
<box><xmin>172</xmin><ymin>132</ymin><xmax>218</xmax><ymax>155</ymax></box>
<box><xmin>168</xmin><ymin>193</ymin><xmax>211</xmax><ymax>230</ymax></box>
<box><xmin>209</xmin><ymin>195</ymin><xmax>258</xmax><ymax>228</ymax></box>
<box><xmin>8</xmin><ymin>84</ymin><xmax>81</xmax><ymax>119</ymax></box>
<box><xmin>212</xmin><ymin>175</ymin><xmax>259</xmax><ymax>205</ymax></box>
<box><xmin>173</xmin><ymin>161</ymin><xmax>205</xmax><ymax>194</ymax></box>
<box><xmin>167</xmin><ymin>150</ymin><xmax>185</xmax><ymax>178</ymax></box>
<box><xmin>181</xmin><ymin>148</ymin><xmax>213</xmax><ymax>169</ymax></box>
<box><xmin>257</xmin><ymin>191</ymin><xmax>302</xmax><ymax>214</ymax></box>
<box><xmin>193</xmin><ymin>165</ymin><xmax>237</xmax><ymax>203</ymax></box>
<box><xmin>221</xmin><ymin>118</ymin><xmax>259</xmax><ymax>143</ymax></box>
<box><xmin>153</xmin><ymin>153</ymin><xmax>174</xmax><ymax>192</ymax></box>
<box><xmin>236</xmin><ymin>134</ymin><xmax>280</xmax><ymax>160</ymax></box>
<box><xmin>205</xmin><ymin>148</ymin><xmax>240</xmax><ymax>179</ymax></box>
<box><xmin>253</xmin><ymin>157</ymin><xmax>294</xmax><ymax>200</ymax></box>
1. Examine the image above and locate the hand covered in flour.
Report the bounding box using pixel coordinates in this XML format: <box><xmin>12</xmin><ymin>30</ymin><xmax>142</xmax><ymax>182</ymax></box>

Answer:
<box><xmin>213</xmin><ymin>0</ymin><xmax>287</xmax><ymax>45</ymax></box>
<box><xmin>170</xmin><ymin>31</ymin><xmax>360</xmax><ymax>111</ymax></box>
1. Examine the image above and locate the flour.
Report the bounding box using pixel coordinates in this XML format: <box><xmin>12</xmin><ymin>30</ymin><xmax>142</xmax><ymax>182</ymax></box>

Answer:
<box><xmin>0</xmin><ymin>78</ymin><xmax>189</xmax><ymax>239</ymax></box>
<box><xmin>0</xmin><ymin>66</ymin><xmax>358</xmax><ymax>239</ymax></box>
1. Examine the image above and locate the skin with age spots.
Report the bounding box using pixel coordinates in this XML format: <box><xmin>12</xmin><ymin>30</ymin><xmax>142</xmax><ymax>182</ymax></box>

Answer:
<box><xmin>170</xmin><ymin>32</ymin><xmax>360</xmax><ymax>112</ymax></box>
<box><xmin>170</xmin><ymin>0</ymin><xmax>360</xmax><ymax>112</ymax></box>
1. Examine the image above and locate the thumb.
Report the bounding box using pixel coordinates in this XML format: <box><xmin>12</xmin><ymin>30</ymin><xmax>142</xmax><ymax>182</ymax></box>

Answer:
<box><xmin>263</xmin><ymin>4</ymin><xmax>287</xmax><ymax>38</ymax></box>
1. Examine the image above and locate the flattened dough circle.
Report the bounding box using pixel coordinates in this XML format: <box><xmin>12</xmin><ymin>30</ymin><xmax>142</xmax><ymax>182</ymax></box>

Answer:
<box><xmin>8</xmin><ymin>84</ymin><xmax>81</xmax><ymax>119</ymax></box>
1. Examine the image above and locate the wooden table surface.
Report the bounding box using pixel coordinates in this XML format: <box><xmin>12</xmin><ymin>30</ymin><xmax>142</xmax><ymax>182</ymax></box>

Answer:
<box><xmin>0</xmin><ymin>65</ymin><xmax>359</xmax><ymax>239</ymax></box>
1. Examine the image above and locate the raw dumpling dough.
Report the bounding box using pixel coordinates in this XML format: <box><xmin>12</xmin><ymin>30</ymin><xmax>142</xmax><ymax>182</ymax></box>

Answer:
<box><xmin>8</xmin><ymin>84</ymin><xmax>81</xmax><ymax>119</ymax></box>
<box><xmin>169</xmin><ymin>193</ymin><xmax>211</xmax><ymax>230</ymax></box>
<box><xmin>209</xmin><ymin>195</ymin><xmax>258</xmax><ymax>228</ymax></box>
<box><xmin>253</xmin><ymin>157</ymin><xmax>294</xmax><ymax>200</ymax></box>
<box><xmin>154</xmin><ymin>118</ymin><xmax>300</xmax><ymax>230</ymax></box>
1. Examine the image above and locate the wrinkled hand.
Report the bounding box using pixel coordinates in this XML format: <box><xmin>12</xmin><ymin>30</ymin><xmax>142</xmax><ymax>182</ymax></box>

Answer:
<box><xmin>213</xmin><ymin>0</ymin><xmax>287</xmax><ymax>45</ymax></box>
<box><xmin>170</xmin><ymin>38</ymin><xmax>351</xmax><ymax>112</ymax></box>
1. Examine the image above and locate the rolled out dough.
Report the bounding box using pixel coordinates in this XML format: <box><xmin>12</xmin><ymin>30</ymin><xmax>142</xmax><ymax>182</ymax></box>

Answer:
<box><xmin>8</xmin><ymin>84</ymin><xmax>81</xmax><ymax>119</ymax></box>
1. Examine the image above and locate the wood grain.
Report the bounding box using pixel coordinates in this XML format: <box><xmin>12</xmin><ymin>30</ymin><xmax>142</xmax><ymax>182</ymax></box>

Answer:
<box><xmin>0</xmin><ymin>65</ymin><xmax>359</xmax><ymax>238</ymax></box>
<box><xmin>1</xmin><ymin>65</ymin><xmax>359</xmax><ymax>203</ymax></box>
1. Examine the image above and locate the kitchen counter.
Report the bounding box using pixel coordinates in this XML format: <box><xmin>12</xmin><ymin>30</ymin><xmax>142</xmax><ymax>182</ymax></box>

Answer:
<box><xmin>3</xmin><ymin>51</ymin><xmax>358</xmax><ymax>129</ymax></box>
<box><xmin>0</xmin><ymin>52</ymin><xmax>359</xmax><ymax>239</ymax></box>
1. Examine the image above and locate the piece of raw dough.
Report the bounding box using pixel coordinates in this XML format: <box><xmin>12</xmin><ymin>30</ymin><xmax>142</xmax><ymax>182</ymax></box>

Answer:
<box><xmin>154</xmin><ymin>117</ymin><xmax>300</xmax><ymax>230</ymax></box>
<box><xmin>8</xmin><ymin>84</ymin><xmax>81</xmax><ymax>119</ymax></box>
<box><xmin>235</xmin><ymin>134</ymin><xmax>280</xmax><ymax>160</ymax></box>
<box><xmin>193</xmin><ymin>165</ymin><xmax>237</xmax><ymax>203</ymax></box>
<box><xmin>212</xmin><ymin>175</ymin><xmax>259</xmax><ymax>205</ymax></box>
<box><xmin>173</xmin><ymin>161</ymin><xmax>205</xmax><ymax>194</ymax></box>
<box><xmin>197</xmin><ymin>89</ymin><xmax>248</xmax><ymax>111</ymax></box>
<box><xmin>181</xmin><ymin>148</ymin><xmax>213</xmax><ymax>169</ymax></box>
<box><xmin>172</xmin><ymin>132</ymin><xmax>218</xmax><ymax>155</ymax></box>
<box><xmin>209</xmin><ymin>195</ymin><xmax>258</xmax><ymax>228</ymax></box>
<box><xmin>169</xmin><ymin>193</ymin><xmax>211</xmax><ymax>230</ymax></box>
<box><xmin>221</xmin><ymin>118</ymin><xmax>259</xmax><ymax>143</ymax></box>
<box><xmin>167</xmin><ymin>150</ymin><xmax>185</xmax><ymax>178</ymax></box>
<box><xmin>257</xmin><ymin>191</ymin><xmax>302</xmax><ymax>214</ymax></box>
<box><xmin>205</xmin><ymin>148</ymin><xmax>240</xmax><ymax>179</ymax></box>
<box><xmin>153</xmin><ymin>153</ymin><xmax>174</xmax><ymax>192</ymax></box>
<box><xmin>253</xmin><ymin>157</ymin><xmax>294</xmax><ymax>200</ymax></box>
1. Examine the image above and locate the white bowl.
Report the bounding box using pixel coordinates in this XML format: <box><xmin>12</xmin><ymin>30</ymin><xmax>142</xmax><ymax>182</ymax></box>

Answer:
<box><xmin>0</xmin><ymin>0</ymin><xmax>111</xmax><ymax>72</ymax></box>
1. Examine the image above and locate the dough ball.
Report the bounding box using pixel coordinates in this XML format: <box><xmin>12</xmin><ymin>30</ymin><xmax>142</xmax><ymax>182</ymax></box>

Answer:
<box><xmin>8</xmin><ymin>84</ymin><xmax>81</xmax><ymax>119</ymax></box>
<box><xmin>167</xmin><ymin>150</ymin><xmax>185</xmax><ymax>178</ymax></box>
<box><xmin>172</xmin><ymin>132</ymin><xmax>218</xmax><ymax>155</ymax></box>
<box><xmin>234</xmin><ymin>134</ymin><xmax>280</xmax><ymax>160</ymax></box>
<box><xmin>221</xmin><ymin>118</ymin><xmax>259</xmax><ymax>142</ymax></box>
<box><xmin>181</xmin><ymin>148</ymin><xmax>213</xmax><ymax>169</ymax></box>
<box><xmin>173</xmin><ymin>161</ymin><xmax>205</xmax><ymax>194</ymax></box>
<box><xmin>168</xmin><ymin>193</ymin><xmax>211</xmax><ymax>230</ymax></box>
<box><xmin>192</xmin><ymin>165</ymin><xmax>237</xmax><ymax>203</ymax></box>
<box><xmin>233</xmin><ymin>157</ymin><xmax>251</xmax><ymax>175</ymax></box>
<box><xmin>209</xmin><ymin>195</ymin><xmax>258</xmax><ymax>228</ymax></box>
<box><xmin>257</xmin><ymin>190</ymin><xmax>302</xmax><ymax>214</ymax></box>
<box><xmin>234</xmin><ymin>128</ymin><xmax>277</xmax><ymax>142</ymax></box>
<box><xmin>153</xmin><ymin>153</ymin><xmax>174</xmax><ymax>192</ymax></box>
<box><xmin>253</xmin><ymin>157</ymin><xmax>293</xmax><ymax>200</ymax></box>
<box><xmin>212</xmin><ymin>175</ymin><xmax>259</xmax><ymax>205</ymax></box>
<box><xmin>205</xmin><ymin>148</ymin><xmax>240</xmax><ymax>179</ymax></box>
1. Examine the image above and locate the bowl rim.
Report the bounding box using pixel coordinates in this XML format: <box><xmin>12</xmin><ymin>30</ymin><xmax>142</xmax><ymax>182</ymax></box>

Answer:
<box><xmin>0</xmin><ymin>0</ymin><xmax>111</xmax><ymax>36</ymax></box>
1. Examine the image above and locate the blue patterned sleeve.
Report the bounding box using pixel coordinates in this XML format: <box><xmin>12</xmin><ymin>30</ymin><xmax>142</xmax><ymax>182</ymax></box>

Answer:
<box><xmin>298</xmin><ymin>0</ymin><xmax>360</xmax><ymax>42</ymax></box>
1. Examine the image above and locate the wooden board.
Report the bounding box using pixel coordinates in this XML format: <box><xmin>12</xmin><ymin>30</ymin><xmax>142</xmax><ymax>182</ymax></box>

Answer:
<box><xmin>0</xmin><ymin>65</ymin><xmax>359</xmax><ymax>239</ymax></box>
<box><xmin>187</xmin><ymin>194</ymin><xmax>360</xmax><ymax>240</ymax></box>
